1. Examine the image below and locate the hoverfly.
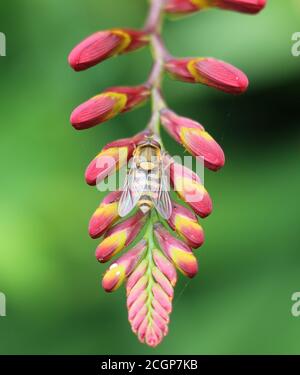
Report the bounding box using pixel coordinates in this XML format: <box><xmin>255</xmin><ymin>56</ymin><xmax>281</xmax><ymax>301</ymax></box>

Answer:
<box><xmin>118</xmin><ymin>136</ymin><xmax>172</xmax><ymax>219</ymax></box>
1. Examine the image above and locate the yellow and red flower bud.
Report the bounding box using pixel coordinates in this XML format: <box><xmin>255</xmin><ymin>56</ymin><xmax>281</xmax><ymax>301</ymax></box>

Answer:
<box><xmin>102</xmin><ymin>240</ymin><xmax>147</xmax><ymax>292</ymax></box>
<box><xmin>165</xmin><ymin>57</ymin><xmax>248</xmax><ymax>94</ymax></box>
<box><xmin>165</xmin><ymin>0</ymin><xmax>266</xmax><ymax>15</ymax></box>
<box><xmin>85</xmin><ymin>144</ymin><xmax>129</xmax><ymax>186</ymax></box>
<box><xmin>126</xmin><ymin>259</ymin><xmax>148</xmax><ymax>296</ymax></box>
<box><xmin>152</xmin><ymin>267</ymin><xmax>174</xmax><ymax>299</ymax></box>
<box><xmin>152</xmin><ymin>249</ymin><xmax>177</xmax><ymax>287</ymax></box>
<box><xmin>89</xmin><ymin>191</ymin><xmax>122</xmax><ymax>239</ymax></box>
<box><xmin>180</xmin><ymin>127</ymin><xmax>225</xmax><ymax>171</ymax></box>
<box><xmin>167</xmin><ymin>202</ymin><xmax>204</xmax><ymax>248</ymax></box>
<box><xmin>96</xmin><ymin>211</ymin><xmax>147</xmax><ymax>263</ymax></box>
<box><xmin>70</xmin><ymin>85</ymin><xmax>150</xmax><ymax>130</ymax></box>
<box><xmin>169</xmin><ymin>160</ymin><xmax>213</xmax><ymax>218</ymax></box>
<box><xmin>68</xmin><ymin>29</ymin><xmax>149</xmax><ymax>71</ymax></box>
<box><xmin>160</xmin><ymin>109</ymin><xmax>225</xmax><ymax>170</ymax></box>
<box><xmin>154</xmin><ymin>223</ymin><xmax>198</xmax><ymax>278</ymax></box>
<box><xmin>85</xmin><ymin>131</ymin><xmax>149</xmax><ymax>186</ymax></box>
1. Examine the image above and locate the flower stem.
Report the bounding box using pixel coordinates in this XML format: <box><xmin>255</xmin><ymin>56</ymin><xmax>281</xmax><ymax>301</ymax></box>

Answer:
<box><xmin>144</xmin><ymin>0</ymin><xmax>166</xmax><ymax>34</ymax></box>
<box><xmin>144</xmin><ymin>0</ymin><xmax>169</xmax><ymax>136</ymax></box>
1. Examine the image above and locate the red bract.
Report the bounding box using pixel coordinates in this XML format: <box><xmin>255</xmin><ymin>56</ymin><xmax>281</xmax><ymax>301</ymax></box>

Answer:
<box><xmin>69</xmin><ymin>29</ymin><xmax>149</xmax><ymax>71</ymax></box>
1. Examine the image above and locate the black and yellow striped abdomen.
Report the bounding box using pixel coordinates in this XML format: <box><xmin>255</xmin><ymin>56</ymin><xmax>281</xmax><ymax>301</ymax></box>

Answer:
<box><xmin>137</xmin><ymin>170</ymin><xmax>160</xmax><ymax>214</ymax></box>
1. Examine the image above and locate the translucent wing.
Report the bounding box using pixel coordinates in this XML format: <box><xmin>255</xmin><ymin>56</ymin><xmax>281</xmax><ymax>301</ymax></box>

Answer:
<box><xmin>151</xmin><ymin>157</ymin><xmax>172</xmax><ymax>220</ymax></box>
<box><xmin>118</xmin><ymin>161</ymin><xmax>147</xmax><ymax>217</ymax></box>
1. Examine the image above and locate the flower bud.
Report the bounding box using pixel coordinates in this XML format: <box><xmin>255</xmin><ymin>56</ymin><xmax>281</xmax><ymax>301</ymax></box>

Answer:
<box><xmin>70</xmin><ymin>85</ymin><xmax>150</xmax><ymax>130</ymax></box>
<box><xmin>165</xmin><ymin>57</ymin><xmax>248</xmax><ymax>94</ymax></box>
<box><xmin>167</xmin><ymin>202</ymin><xmax>204</xmax><ymax>248</ymax></box>
<box><xmin>69</xmin><ymin>29</ymin><xmax>149</xmax><ymax>71</ymax></box>
<box><xmin>165</xmin><ymin>0</ymin><xmax>266</xmax><ymax>15</ymax></box>
<box><xmin>85</xmin><ymin>145</ymin><xmax>129</xmax><ymax>186</ymax></box>
<box><xmin>102</xmin><ymin>240</ymin><xmax>147</xmax><ymax>292</ymax></box>
<box><xmin>160</xmin><ymin>109</ymin><xmax>225</xmax><ymax>170</ymax></box>
<box><xmin>152</xmin><ymin>267</ymin><xmax>174</xmax><ymax>298</ymax></box>
<box><xmin>85</xmin><ymin>131</ymin><xmax>149</xmax><ymax>186</ymax></box>
<box><xmin>89</xmin><ymin>191</ymin><xmax>122</xmax><ymax>239</ymax></box>
<box><xmin>152</xmin><ymin>249</ymin><xmax>177</xmax><ymax>287</ymax></box>
<box><xmin>169</xmin><ymin>159</ymin><xmax>213</xmax><ymax>218</ymax></box>
<box><xmin>96</xmin><ymin>211</ymin><xmax>147</xmax><ymax>263</ymax></box>
<box><xmin>126</xmin><ymin>259</ymin><xmax>148</xmax><ymax>296</ymax></box>
<box><xmin>214</xmin><ymin>0</ymin><xmax>267</xmax><ymax>14</ymax></box>
<box><xmin>154</xmin><ymin>223</ymin><xmax>198</xmax><ymax>278</ymax></box>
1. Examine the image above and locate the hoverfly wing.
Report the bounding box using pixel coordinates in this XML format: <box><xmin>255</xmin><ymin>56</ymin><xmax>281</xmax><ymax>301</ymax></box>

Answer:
<box><xmin>118</xmin><ymin>165</ymin><xmax>146</xmax><ymax>217</ymax></box>
<box><xmin>151</xmin><ymin>157</ymin><xmax>172</xmax><ymax>220</ymax></box>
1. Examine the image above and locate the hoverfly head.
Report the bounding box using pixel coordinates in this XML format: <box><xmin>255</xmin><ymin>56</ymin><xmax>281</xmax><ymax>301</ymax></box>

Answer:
<box><xmin>138</xmin><ymin>134</ymin><xmax>161</xmax><ymax>149</ymax></box>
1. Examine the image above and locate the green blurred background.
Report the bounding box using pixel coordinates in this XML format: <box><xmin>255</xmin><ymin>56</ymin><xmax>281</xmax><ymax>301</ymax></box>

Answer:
<box><xmin>0</xmin><ymin>0</ymin><xmax>300</xmax><ymax>354</ymax></box>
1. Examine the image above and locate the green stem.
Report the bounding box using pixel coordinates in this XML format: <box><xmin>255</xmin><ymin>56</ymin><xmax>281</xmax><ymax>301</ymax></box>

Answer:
<box><xmin>145</xmin><ymin>0</ymin><xmax>169</xmax><ymax>137</ymax></box>
<box><xmin>143</xmin><ymin>212</ymin><xmax>158</xmax><ymax>323</ymax></box>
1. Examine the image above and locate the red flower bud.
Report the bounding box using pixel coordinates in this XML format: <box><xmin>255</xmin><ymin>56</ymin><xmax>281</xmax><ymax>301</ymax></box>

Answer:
<box><xmin>168</xmin><ymin>158</ymin><xmax>213</xmax><ymax>218</ymax></box>
<box><xmin>85</xmin><ymin>144</ymin><xmax>130</xmax><ymax>187</ymax></box>
<box><xmin>214</xmin><ymin>0</ymin><xmax>267</xmax><ymax>14</ymax></box>
<box><xmin>96</xmin><ymin>211</ymin><xmax>147</xmax><ymax>263</ymax></box>
<box><xmin>165</xmin><ymin>0</ymin><xmax>266</xmax><ymax>15</ymax></box>
<box><xmin>160</xmin><ymin>109</ymin><xmax>225</xmax><ymax>170</ymax></box>
<box><xmin>102</xmin><ymin>240</ymin><xmax>147</xmax><ymax>292</ymax></box>
<box><xmin>70</xmin><ymin>85</ymin><xmax>150</xmax><ymax>130</ymax></box>
<box><xmin>154</xmin><ymin>223</ymin><xmax>198</xmax><ymax>278</ymax></box>
<box><xmin>85</xmin><ymin>131</ymin><xmax>149</xmax><ymax>186</ymax></box>
<box><xmin>165</xmin><ymin>57</ymin><xmax>248</xmax><ymax>94</ymax></box>
<box><xmin>167</xmin><ymin>202</ymin><xmax>205</xmax><ymax>248</ymax></box>
<box><xmin>89</xmin><ymin>191</ymin><xmax>122</xmax><ymax>239</ymax></box>
<box><xmin>69</xmin><ymin>29</ymin><xmax>149</xmax><ymax>71</ymax></box>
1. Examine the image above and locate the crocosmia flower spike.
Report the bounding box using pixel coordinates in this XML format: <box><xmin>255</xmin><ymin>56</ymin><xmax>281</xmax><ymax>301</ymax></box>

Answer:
<box><xmin>68</xmin><ymin>0</ymin><xmax>266</xmax><ymax>347</ymax></box>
